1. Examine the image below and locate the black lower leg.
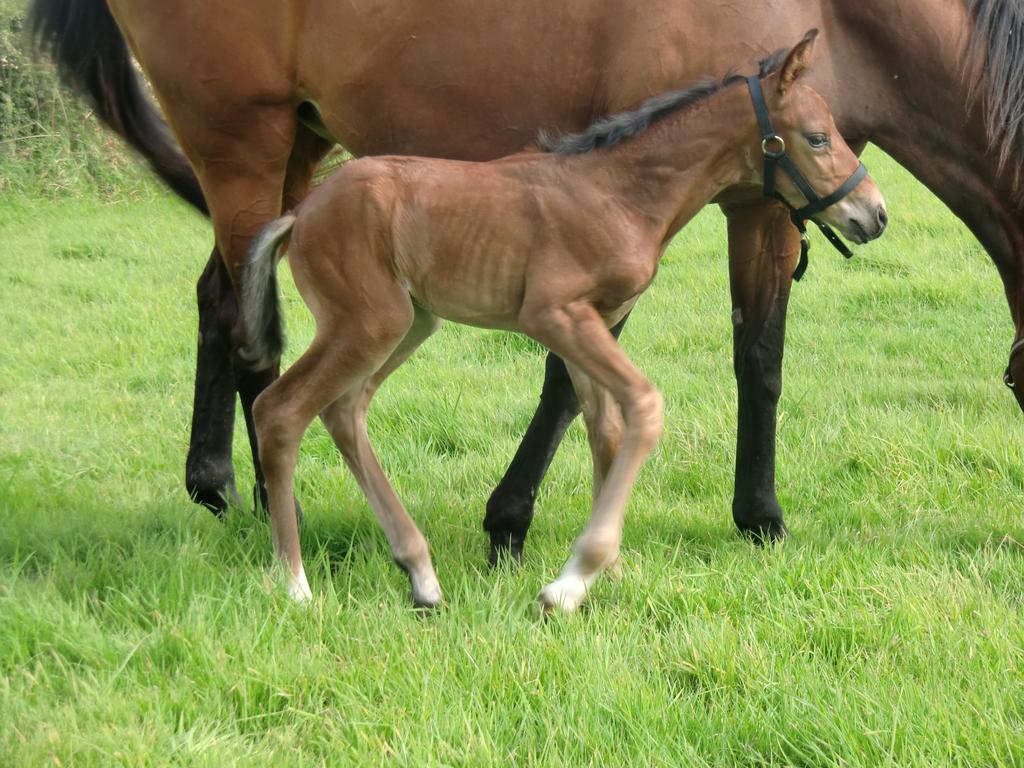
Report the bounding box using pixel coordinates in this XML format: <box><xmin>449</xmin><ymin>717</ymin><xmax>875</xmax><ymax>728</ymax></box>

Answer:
<box><xmin>484</xmin><ymin>315</ymin><xmax>629</xmax><ymax>563</ymax></box>
<box><xmin>185</xmin><ymin>251</ymin><xmax>241</xmax><ymax>514</ymax></box>
<box><xmin>236</xmin><ymin>363</ymin><xmax>280</xmax><ymax>512</ymax></box>
<box><xmin>732</xmin><ymin>294</ymin><xmax>789</xmax><ymax>542</ymax></box>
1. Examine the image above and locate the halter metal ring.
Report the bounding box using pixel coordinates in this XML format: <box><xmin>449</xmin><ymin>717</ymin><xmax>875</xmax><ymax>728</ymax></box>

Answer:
<box><xmin>762</xmin><ymin>135</ymin><xmax>786</xmax><ymax>157</ymax></box>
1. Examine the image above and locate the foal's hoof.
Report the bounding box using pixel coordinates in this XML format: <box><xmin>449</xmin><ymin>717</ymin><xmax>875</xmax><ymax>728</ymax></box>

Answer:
<box><xmin>537</xmin><ymin>577</ymin><xmax>588</xmax><ymax>614</ymax></box>
<box><xmin>411</xmin><ymin>583</ymin><xmax>443</xmax><ymax>612</ymax></box>
<box><xmin>400</xmin><ymin>564</ymin><xmax>442</xmax><ymax>611</ymax></box>
<box><xmin>287</xmin><ymin>576</ymin><xmax>313</xmax><ymax>602</ymax></box>
<box><xmin>738</xmin><ymin>518</ymin><xmax>789</xmax><ymax>545</ymax></box>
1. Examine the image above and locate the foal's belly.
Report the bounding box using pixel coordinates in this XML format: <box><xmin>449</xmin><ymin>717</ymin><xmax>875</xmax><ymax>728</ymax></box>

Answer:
<box><xmin>393</xmin><ymin>241</ymin><xmax>529</xmax><ymax>331</ymax></box>
<box><xmin>388</xmin><ymin>171</ymin><xmax>556</xmax><ymax>330</ymax></box>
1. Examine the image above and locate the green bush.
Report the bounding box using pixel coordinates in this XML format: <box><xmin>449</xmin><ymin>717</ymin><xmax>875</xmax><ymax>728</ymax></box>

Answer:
<box><xmin>0</xmin><ymin>0</ymin><xmax>153</xmax><ymax>200</ymax></box>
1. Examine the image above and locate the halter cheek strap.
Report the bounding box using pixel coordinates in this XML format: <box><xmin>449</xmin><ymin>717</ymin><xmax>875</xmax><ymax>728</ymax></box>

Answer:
<box><xmin>747</xmin><ymin>75</ymin><xmax>869</xmax><ymax>281</ymax></box>
<box><xmin>1004</xmin><ymin>337</ymin><xmax>1024</xmax><ymax>389</ymax></box>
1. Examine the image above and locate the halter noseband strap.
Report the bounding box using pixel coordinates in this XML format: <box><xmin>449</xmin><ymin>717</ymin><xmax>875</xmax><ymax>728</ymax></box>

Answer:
<box><xmin>747</xmin><ymin>75</ymin><xmax>868</xmax><ymax>281</ymax></box>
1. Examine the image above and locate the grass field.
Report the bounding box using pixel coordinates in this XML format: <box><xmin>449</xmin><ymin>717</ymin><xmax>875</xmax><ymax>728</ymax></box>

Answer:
<box><xmin>1</xmin><ymin>148</ymin><xmax>1023</xmax><ymax>766</ymax></box>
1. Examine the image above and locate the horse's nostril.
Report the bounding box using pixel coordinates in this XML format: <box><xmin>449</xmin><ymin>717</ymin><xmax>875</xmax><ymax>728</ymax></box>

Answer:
<box><xmin>877</xmin><ymin>206</ymin><xmax>889</xmax><ymax>230</ymax></box>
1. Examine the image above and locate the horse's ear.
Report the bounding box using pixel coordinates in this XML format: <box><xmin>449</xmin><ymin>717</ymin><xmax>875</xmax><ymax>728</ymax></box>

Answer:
<box><xmin>779</xmin><ymin>29</ymin><xmax>819</xmax><ymax>93</ymax></box>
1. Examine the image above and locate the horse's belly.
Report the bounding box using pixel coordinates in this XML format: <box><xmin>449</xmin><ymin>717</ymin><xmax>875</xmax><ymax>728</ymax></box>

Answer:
<box><xmin>295</xmin><ymin>0</ymin><xmax>824</xmax><ymax>161</ymax></box>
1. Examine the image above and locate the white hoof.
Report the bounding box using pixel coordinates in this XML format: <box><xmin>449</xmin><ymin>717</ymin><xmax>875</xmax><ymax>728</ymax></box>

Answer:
<box><xmin>538</xmin><ymin>576</ymin><xmax>588</xmax><ymax>613</ymax></box>
<box><xmin>411</xmin><ymin>574</ymin><xmax>443</xmax><ymax>609</ymax></box>
<box><xmin>288</xmin><ymin>571</ymin><xmax>313</xmax><ymax>602</ymax></box>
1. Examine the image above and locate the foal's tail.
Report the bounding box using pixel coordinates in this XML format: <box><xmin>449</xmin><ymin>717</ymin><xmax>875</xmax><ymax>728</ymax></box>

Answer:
<box><xmin>28</xmin><ymin>0</ymin><xmax>208</xmax><ymax>215</ymax></box>
<box><xmin>240</xmin><ymin>215</ymin><xmax>297</xmax><ymax>370</ymax></box>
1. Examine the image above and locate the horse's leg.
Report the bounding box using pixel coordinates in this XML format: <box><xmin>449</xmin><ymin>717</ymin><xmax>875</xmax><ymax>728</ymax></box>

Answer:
<box><xmin>521</xmin><ymin>303</ymin><xmax>662</xmax><ymax>613</ymax></box>
<box><xmin>186</xmin><ymin>248</ymin><xmax>242</xmax><ymax>513</ymax></box>
<box><xmin>723</xmin><ymin>199</ymin><xmax>801</xmax><ymax>542</ymax></box>
<box><xmin>184</xmin><ymin>164</ymin><xmax>290</xmax><ymax>515</ymax></box>
<box><xmin>484</xmin><ymin>315</ymin><xmax>629</xmax><ymax>564</ymax></box>
<box><xmin>320</xmin><ymin>307</ymin><xmax>444</xmax><ymax>607</ymax></box>
<box><xmin>237</xmin><ymin>130</ymin><xmax>333</xmax><ymax>513</ymax></box>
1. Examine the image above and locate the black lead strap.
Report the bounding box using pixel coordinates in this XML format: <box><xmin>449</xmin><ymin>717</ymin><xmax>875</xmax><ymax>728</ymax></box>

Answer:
<box><xmin>747</xmin><ymin>75</ymin><xmax>869</xmax><ymax>281</ymax></box>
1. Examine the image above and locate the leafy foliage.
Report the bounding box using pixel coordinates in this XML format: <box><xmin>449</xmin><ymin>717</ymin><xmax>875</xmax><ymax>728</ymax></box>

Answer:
<box><xmin>0</xmin><ymin>0</ymin><xmax>152</xmax><ymax>199</ymax></box>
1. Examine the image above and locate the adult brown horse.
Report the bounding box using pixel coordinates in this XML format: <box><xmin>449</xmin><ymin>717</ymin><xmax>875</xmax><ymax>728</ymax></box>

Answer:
<box><xmin>240</xmin><ymin>36</ymin><xmax>886</xmax><ymax>608</ymax></box>
<box><xmin>31</xmin><ymin>1</ymin><xmax>1024</xmax><ymax>560</ymax></box>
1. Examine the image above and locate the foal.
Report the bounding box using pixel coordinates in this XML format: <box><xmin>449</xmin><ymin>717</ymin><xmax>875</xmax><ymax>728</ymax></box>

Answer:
<box><xmin>242</xmin><ymin>32</ymin><xmax>887</xmax><ymax>611</ymax></box>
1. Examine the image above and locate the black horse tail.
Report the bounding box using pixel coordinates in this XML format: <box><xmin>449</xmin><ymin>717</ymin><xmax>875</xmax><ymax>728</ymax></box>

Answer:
<box><xmin>28</xmin><ymin>0</ymin><xmax>208</xmax><ymax>215</ymax></box>
<box><xmin>240</xmin><ymin>214</ymin><xmax>296</xmax><ymax>370</ymax></box>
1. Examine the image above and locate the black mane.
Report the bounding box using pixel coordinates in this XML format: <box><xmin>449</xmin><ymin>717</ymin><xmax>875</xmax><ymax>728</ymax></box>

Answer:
<box><xmin>539</xmin><ymin>49</ymin><xmax>789</xmax><ymax>156</ymax></box>
<box><xmin>966</xmin><ymin>0</ymin><xmax>1024</xmax><ymax>186</ymax></box>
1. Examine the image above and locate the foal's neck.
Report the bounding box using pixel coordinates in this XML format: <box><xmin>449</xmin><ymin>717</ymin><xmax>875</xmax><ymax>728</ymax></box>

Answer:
<box><xmin>573</xmin><ymin>82</ymin><xmax>757</xmax><ymax>242</ymax></box>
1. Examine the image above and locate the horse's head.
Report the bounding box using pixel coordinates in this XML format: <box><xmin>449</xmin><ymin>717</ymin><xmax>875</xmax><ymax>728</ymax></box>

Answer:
<box><xmin>756</xmin><ymin>30</ymin><xmax>888</xmax><ymax>245</ymax></box>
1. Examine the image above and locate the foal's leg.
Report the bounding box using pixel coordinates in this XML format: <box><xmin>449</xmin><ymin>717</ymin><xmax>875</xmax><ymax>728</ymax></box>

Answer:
<box><xmin>566</xmin><ymin>364</ymin><xmax>625</xmax><ymax>506</ymax></box>
<box><xmin>521</xmin><ymin>304</ymin><xmax>662</xmax><ymax>612</ymax></box>
<box><xmin>566</xmin><ymin>365</ymin><xmax>627</xmax><ymax>579</ymax></box>
<box><xmin>321</xmin><ymin>307</ymin><xmax>444</xmax><ymax>607</ymax></box>
<box><xmin>255</xmin><ymin>214</ymin><xmax>421</xmax><ymax>599</ymax></box>
<box><xmin>253</xmin><ymin>339</ymin><xmax>358</xmax><ymax>600</ymax></box>
<box><xmin>484</xmin><ymin>315</ymin><xmax>629</xmax><ymax>563</ymax></box>
<box><xmin>254</xmin><ymin>300</ymin><xmax>415</xmax><ymax>600</ymax></box>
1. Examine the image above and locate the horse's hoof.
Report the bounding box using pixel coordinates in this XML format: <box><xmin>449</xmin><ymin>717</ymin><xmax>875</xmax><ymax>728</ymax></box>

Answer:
<box><xmin>487</xmin><ymin>533</ymin><xmax>525</xmax><ymax>568</ymax></box>
<box><xmin>483</xmin><ymin>490</ymin><xmax>533</xmax><ymax>566</ymax></box>
<box><xmin>738</xmin><ymin>518</ymin><xmax>789</xmax><ymax>545</ymax></box>
<box><xmin>187</xmin><ymin>471</ymin><xmax>241</xmax><ymax>517</ymax></box>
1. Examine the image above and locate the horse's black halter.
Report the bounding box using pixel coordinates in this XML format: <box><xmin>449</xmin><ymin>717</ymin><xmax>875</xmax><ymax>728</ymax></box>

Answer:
<box><xmin>747</xmin><ymin>75</ymin><xmax>868</xmax><ymax>281</ymax></box>
<box><xmin>1004</xmin><ymin>338</ymin><xmax>1024</xmax><ymax>389</ymax></box>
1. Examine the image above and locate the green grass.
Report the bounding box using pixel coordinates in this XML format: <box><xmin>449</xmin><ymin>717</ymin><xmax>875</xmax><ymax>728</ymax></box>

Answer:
<box><xmin>1</xmin><ymin>148</ymin><xmax>1022</xmax><ymax>766</ymax></box>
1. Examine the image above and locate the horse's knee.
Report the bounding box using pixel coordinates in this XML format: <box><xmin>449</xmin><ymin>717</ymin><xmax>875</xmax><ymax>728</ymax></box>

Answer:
<box><xmin>733</xmin><ymin>291</ymin><xmax>788</xmax><ymax>384</ymax></box>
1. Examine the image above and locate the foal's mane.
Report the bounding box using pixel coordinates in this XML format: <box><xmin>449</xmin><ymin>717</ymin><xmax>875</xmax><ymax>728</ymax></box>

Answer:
<box><xmin>967</xmin><ymin>0</ymin><xmax>1024</xmax><ymax>186</ymax></box>
<box><xmin>539</xmin><ymin>49</ymin><xmax>789</xmax><ymax>156</ymax></box>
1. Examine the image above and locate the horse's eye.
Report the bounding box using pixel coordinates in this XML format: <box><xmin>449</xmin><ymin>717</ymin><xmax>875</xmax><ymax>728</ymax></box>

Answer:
<box><xmin>806</xmin><ymin>133</ymin><xmax>830</xmax><ymax>149</ymax></box>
